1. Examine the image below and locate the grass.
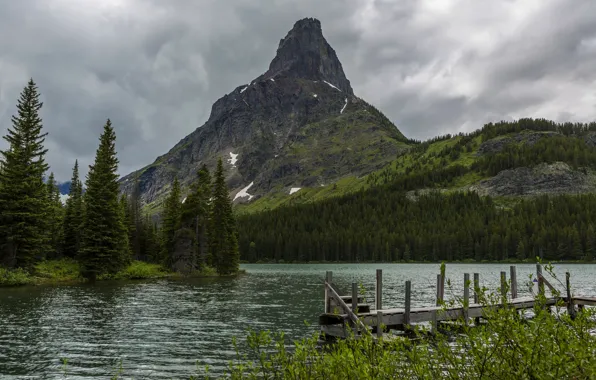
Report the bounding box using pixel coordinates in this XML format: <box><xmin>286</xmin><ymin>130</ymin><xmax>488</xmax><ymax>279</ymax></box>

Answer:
<box><xmin>0</xmin><ymin>259</ymin><xmax>241</xmax><ymax>287</ymax></box>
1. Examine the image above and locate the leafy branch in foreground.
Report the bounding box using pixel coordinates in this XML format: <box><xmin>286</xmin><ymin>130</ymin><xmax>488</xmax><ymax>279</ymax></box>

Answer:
<box><xmin>223</xmin><ymin>291</ymin><xmax>596</xmax><ymax>379</ymax></box>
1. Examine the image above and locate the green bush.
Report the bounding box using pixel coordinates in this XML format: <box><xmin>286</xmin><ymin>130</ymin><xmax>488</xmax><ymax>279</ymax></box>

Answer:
<box><xmin>111</xmin><ymin>261</ymin><xmax>171</xmax><ymax>280</ymax></box>
<box><xmin>0</xmin><ymin>267</ymin><xmax>34</xmax><ymax>286</ymax></box>
<box><xmin>222</xmin><ymin>293</ymin><xmax>596</xmax><ymax>379</ymax></box>
<box><xmin>34</xmin><ymin>258</ymin><xmax>81</xmax><ymax>281</ymax></box>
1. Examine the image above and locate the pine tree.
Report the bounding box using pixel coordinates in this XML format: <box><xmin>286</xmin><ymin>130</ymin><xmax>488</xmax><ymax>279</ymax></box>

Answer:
<box><xmin>46</xmin><ymin>172</ymin><xmax>64</xmax><ymax>258</ymax></box>
<box><xmin>63</xmin><ymin>160</ymin><xmax>84</xmax><ymax>258</ymax></box>
<box><xmin>210</xmin><ymin>158</ymin><xmax>239</xmax><ymax>275</ymax></box>
<box><xmin>161</xmin><ymin>177</ymin><xmax>181</xmax><ymax>266</ymax></box>
<box><xmin>79</xmin><ymin>119</ymin><xmax>129</xmax><ymax>279</ymax></box>
<box><xmin>0</xmin><ymin>79</ymin><xmax>50</xmax><ymax>269</ymax></box>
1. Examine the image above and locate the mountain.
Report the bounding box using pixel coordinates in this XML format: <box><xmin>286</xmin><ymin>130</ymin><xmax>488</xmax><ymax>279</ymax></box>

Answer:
<box><xmin>236</xmin><ymin>118</ymin><xmax>596</xmax><ymax>263</ymax></box>
<box><xmin>119</xmin><ymin>18</ymin><xmax>409</xmax><ymax>211</ymax></box>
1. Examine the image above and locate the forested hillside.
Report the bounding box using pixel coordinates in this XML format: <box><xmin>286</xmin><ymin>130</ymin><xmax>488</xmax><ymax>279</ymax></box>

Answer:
<box><xmin>237</xmin><ymin>119</ymin><xmax>596</xmax><ymax>262</ymax></box>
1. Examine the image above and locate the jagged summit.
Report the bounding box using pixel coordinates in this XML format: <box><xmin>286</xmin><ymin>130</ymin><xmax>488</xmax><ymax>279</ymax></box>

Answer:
<box><xmin>261</xmin><ymin>18</ymin><xmax>353</xmax><ymax>94</ymax></box>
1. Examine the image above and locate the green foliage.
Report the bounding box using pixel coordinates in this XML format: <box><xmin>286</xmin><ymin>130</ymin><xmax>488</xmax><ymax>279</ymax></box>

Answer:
<box><xmin>224</xmin><ymin>292</ymin><xmax>596</xmax><ymax>379</ymax></box>
<box><xmin>210</xmin><ymin>158</ymin><xmax>240</xmax><ymax>275</ymax></box>
<box><xmin>161</xmin><ymin>176</ymin><xmax>182</xmax><ymax>265</ymax></box>
<box><xmin>45</xmin><ymin>172</ymin><xmax>64</xmax><ymax>258</ymax></box>
<box><xmin>0</xmin><ymin>267</ymin><xmax>34</xmax><ymax>286</ymax></box>
<box><xmin>79</xmin><ymin>119</ymin><xmax>130</xmax><ymax>279</ymax></box>
<box><xmin>238</xmin><ymin>191</ymin><xmax>596</xmax><ymax>262</ymax></box>
<box><xmin>62</xmin><ymin>160</ymin><xmax>84</xmax><ymax>258</ymax></box>
<box><xmin>109</xmin><ymin>261</ymin><xmax>170</xmax><ymax>280</ymax></box>
<box><xmin>33</xmin><ymin>258</ymin><xmax>81</xmax><ymax>282</ymax></box>
<box><xmin>0</xmin><ymin>79</ymin><xmax>50</xmax><ymax>270</ymax></box>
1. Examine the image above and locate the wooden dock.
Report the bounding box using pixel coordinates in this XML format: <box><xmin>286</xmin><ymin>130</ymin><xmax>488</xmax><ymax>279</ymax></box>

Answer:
<box><xmin>319</xmin><ymin>264</ymin><xmax>596</xmax><ymax>340</ymax></box>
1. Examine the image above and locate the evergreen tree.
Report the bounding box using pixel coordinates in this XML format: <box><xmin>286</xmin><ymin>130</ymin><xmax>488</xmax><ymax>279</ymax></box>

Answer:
<box><xmin>79</xmin><ymin>119</ymin><xmax>129</xmax><ymax>279</ymax></box>
<box><xmin>46</xmin><ymin>172</ymin><xmax>64</xmax><ymax>258</ymax></box>
<box><xmin>63</xmin><ymin>160</ymin><xmax>84</xmax><ymax>258</ymax></box>
<box><xmin>161</xmin><ymin>177</ymin><xmax>181</xmax><ymax>265</ymax></box>
<box><xmin>0</xmin><ymin>79</ymin><xmax>49</xmax><ymax>269</ymax></box>
<box><xmin>210</xmin><ymin>158</ymin><xmax>239</xmax><ymax>275</ymax></box>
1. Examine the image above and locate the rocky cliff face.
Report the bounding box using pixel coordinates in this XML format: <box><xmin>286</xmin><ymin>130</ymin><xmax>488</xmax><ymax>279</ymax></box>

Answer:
<box><xmin>119</xmin><ymin>18</ymin><xmax>408</xmax><ymax>207</ymax></box>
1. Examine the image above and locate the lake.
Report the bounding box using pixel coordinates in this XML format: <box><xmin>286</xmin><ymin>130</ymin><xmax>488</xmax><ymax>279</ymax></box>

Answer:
<box><xmin>1</xmin><ymin>263</ymin><xmax>595</xmax><ymax>378</ymax></box>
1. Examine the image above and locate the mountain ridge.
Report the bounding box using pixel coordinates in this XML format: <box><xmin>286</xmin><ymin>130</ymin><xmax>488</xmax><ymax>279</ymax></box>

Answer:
<box><xmin>119</xmin><ymin>18</ymin><xmax>408</xmax><ymax>211</ymax></box>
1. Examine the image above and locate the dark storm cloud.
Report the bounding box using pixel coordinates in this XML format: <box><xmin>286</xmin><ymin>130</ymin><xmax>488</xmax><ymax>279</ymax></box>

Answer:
<box><xmin>1</xmin><ymin>0</ymin><xmax>595</xmax><ymax>181</ymax></box>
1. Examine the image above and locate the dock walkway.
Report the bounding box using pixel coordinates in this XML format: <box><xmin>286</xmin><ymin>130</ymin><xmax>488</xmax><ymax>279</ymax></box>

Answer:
<box><xmin>319</xmin><ymin>265</ymin><xmax>596</xmax><ymax>339</ymax></box>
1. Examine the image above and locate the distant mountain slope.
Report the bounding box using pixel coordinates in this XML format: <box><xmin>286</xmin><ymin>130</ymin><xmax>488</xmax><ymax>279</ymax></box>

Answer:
<box><xmin>119</xmin><ymin>18</ymin><xmax>409</xmax><ymax>212</ymax></box>
<box><xmin>237</xmin><ymin>118</ymin><xmax>596</xmax><ymax>213</ymax></box>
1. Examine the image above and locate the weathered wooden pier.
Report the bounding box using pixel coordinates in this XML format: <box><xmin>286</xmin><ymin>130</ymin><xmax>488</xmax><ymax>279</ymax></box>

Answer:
<box><xmin>319</xmin><ymin>264</ymin><xmax>596</xmax><ymax>340</ymax></box>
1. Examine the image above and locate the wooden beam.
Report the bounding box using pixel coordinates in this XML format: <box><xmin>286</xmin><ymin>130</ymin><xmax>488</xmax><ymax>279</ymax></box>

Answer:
<box><xmin>404</xmin><ymin>280</ymin><xmax>412</xmax><ymax>327</ymax></box>
<box><xmin>536</xmin><ymin>264</ymin><xmax>545</xmax><ymax>296</ymax></box>
<box><xmin>510</xmin><ymin>266</ymin><xmax>518</xmax><ymax>299</ymax></box>
<box><xmin>376</xmin><ymin>310</ymin><xmax>383</xmax><ymax>338</ymax></box>
<box><xmin>566</xmin><ymin>272</ymin><xmax>576</xmax><ymax>320</ymax></box>
<box><xmin>376</xmin><ymin>269</ymin><xmax>383</xmax><ymax>311</ymax></box>
<box><xmin>464</xmin><ymin>273</ymin><xmax>470</xmax><ymax>322</ymax></box>
<box><xmin>473</xmin><ymin>272</ymin><xmax>480</xmax><ymax>325</ymax></box>
<box><xmin>500</xmin><ymin>271</ymin><xmax>507</xmax><ymax>300</ymax></box>
<box><xmin>325</xmin><ymin>271</ymin><xmax>333</xmax><ymax>313</ymax></box>
<box><xmin>436</xmin><ymin>274</ymin><xmax>442</xmax><ymax>306</ymax></box>
<box><xmin>325</xmin><ymin>281</ymin><xmax>371</xmax><ymax>336</ymax></box>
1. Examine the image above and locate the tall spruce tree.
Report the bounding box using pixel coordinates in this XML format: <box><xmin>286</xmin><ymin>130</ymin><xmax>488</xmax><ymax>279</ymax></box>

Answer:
<box><xmin>46</xmin><ymin>172</ymin><xmax>64</xmax><ymax>258</ymax></box>
<box><xmin>62</xmin><ymin>160</ymin><xmax>84</xmax><ymax>258</ymax></box>
<box><xmin>180</xmin><ymin>165</ymin><xmax>212</xmax><ymax>269</ymax></box>
<box><xmin>161</xmin><ymin>177</ymin><xmax>181</xmax><ymax>266</ymax></box>
<box><xmin>210</xmin><ymin>158</ymin><xmax>239</xmax><ymax>275</ymax></box>
<box><xmin>79</xmin><ymin>119</ymin><xmax>129</xmax><ymax>279</ymax></box>
<box><xmin>0</xmin><ymin>79</ymin><xmax>49</xmax><ymax>269</ymax></box>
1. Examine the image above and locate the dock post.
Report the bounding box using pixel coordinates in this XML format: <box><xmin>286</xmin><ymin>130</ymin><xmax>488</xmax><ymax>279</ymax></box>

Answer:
<box><xmin>376</xmin><ymin>269</ymin><xmax>383</xmax><ymax>311</ymax></box>
<box><xmin>473</xmin><ymin>273</ymin><xmax>480</xmax><ymax>325</ymax></box>
<box><xmin>536</xmin><ymin>264</ymin><xmax>545</xmax><ymax>297</ymax></box>
<box><xmin>404</xmin><ymin>280</ymin><xmax>411</xmax><ymax>327</ymax></box>
<box><xmin>510</xmin><ymin>266</ymin><xmax>518</xmax><ymax>299</ymax></box>
<box><xmin>376</xmin><ymin>311</ymin><xmax>383</xmax><ymax>338</ymax></box>
<box><xmin>463</xmin><ymin>273</ymin><xmax>470</xmax><ymax>324</ymax></box>
<box><xmin>566</xmin><ymin>272</ymin><xmax>576</xmax><ymax>320</ymax></box>
<box><xmin>325</xmin><ymin>271</ymin><xmax>333</xmax><ymax>313</ymax></box>
<box><xmin>352</xmin><ymin>282</ymin><xmax>358</xmax><ymax>336</ymax></box>
<box><xmin>500</xmin><ymin>271</ymin><xmax>507</xmax><ymax>301</ymax></box>
<box><xmin>436</xmin><ymin>274</ymin><xmax>442</xmax><ymax>306</ymax></box>
<box><xmin>431</xmin><ymin>310</ymin><xmax>437</xmax><ymax>335</ymax></box>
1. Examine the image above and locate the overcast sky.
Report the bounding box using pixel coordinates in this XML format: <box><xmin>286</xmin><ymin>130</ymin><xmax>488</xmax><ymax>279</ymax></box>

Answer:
<box><xmin>1</xmin><ymin>0</ymin><xmax>595</xmax><ymax>182</ymax></box>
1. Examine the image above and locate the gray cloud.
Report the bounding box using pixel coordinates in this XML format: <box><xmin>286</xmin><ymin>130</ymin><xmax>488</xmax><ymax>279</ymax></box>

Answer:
<box><xmin>1</xmin><ymin>0</ymin><xmax>595</xmax><ymax>181</ymax></box>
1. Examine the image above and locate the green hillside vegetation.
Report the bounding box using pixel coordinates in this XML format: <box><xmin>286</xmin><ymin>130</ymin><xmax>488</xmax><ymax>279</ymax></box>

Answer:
<box><xmin>237</xmin><ymin>119</ymin><xmax>596</xmax><ymax>263</ymax></box>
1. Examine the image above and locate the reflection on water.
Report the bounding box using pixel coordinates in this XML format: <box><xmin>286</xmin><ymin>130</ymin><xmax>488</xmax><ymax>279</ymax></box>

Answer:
<box><xmin>0</xmin><ymin>263</ymin><xmax>594</xmax><ymax>378</ymax></box>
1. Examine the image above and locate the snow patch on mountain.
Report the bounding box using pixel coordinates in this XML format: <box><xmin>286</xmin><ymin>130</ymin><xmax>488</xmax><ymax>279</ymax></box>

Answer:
<box><xmin>234</xmin><ymin>182</ymin><xmax>255</xmax><ymax>201</ymax></box>
<box><xmin>323</xmin><ymin>80</ymin><xmax>341</xmax><ymax>91</ymax></box>
<box><xmin>229</xmin><ymin>152</ymin><xmax>238</xmax><ymax>167</ymax></box>
<box><xmin>289</xmin><ymin>187</ymin><xmax>301</xmax><ymax>195</ymax></box>
<box><xmin>340</xmin><ymin>98</ymin><xmax>348</xmax><ymax>114</ymax></box>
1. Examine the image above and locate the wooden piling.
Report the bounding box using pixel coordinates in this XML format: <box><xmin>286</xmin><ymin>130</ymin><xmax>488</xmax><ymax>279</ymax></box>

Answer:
<box><xmin>566</xmin><ymin>272</ymin><xmax>576</xmax><ymax>320</ymax></box>
<box><xmin>536</xmin><ymin>264</ymin><xmax>545</xmax><ymax>296</ymax></box>
<box><xmin>510</xmin><ymin>266</ymin><xmax>518</xmax><ymax>299</ymax></box>
<box><xmin>473</xmin><ymin>272</ymin><xmax>480</xmax><ymax>325</ymax></box>
<box><xmin>325</xmin><ymin>271</ymin><xmax>333</xmax><ymax>313</ymax></box>
<box><xmin>376</xmin><ymin>269</ymin><xmax>383</xmax><ymax>311</ymax></box>
<box><xmin>376</xmin><ymin>311</ymin><xmax>383</xmax><ymax>338</ymax></box>
<box><xmin>436</xmin><ymin>274</ymin><xmax>442</xmax><ymax>306</ymax></box>
<box><xmin>352</xmin><ymin>282</ymin><xmax>358</xmax><ymax>336</ymax></box>
<box><xmin>500</xmin><ymin>271</ymin><xmax>507</xmax><ymax>300</ymax></box>
<box><xmin>404</xmin><ymin>280</ymin><xmax>411</xmax><ymax>327</ymax></box>
<box><xmin>463</xmin><ymin>273</ymin><xmax>470</xmax><ymax>323</ymax></box>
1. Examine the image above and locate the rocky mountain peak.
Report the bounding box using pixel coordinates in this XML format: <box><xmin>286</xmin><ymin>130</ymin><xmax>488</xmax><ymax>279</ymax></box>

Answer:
<box><xmin>262</xmin><ymin>17</ymin><xmax>353</xmax><ymax>94</ymax></box>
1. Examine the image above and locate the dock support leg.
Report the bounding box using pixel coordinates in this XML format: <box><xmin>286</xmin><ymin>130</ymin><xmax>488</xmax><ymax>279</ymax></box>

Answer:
<box><xmin>325</xmin><ymin>271</ymin><xmax>333</xmax><ymax>313</ymax></box>
<box><xmin>473</xmin><ymin>273</ymin><xmax>480</xmax><ymax>325</ymax></box>
<box><xmin>510</xmin><ymin>266</ymin><xmax>517</xmax><ymax>299</ymax></box>
<box><xmin>500</xmin><ymin>271</ymin><xmax>507</xmax><ymax>303</ymax></box>
<box><xmin>436</xmin><ymin>274</ymin><xmax>442</xmax><ymax>306</ymax></box>
<box><xmin>404</xmin><ymin>280</ymin><xmax>411</xmax><ymax>328</ymax></box>
<box><xmin>352</xmin><ymin>282</ymin><xmax>358</xmax><ymax>336</ymax></box>
<box><xmin>464</xmin><ymin>273</ymin><xmax>470</xmax><ymax>325</ymax></box>
<box><xmin>566</xmin><ymin>272</ymin><xmax>576</xmax><ymax>320</ymax></box>
<box><xmin>376</xmin><ymin>310</ymin><xmax>383</xmax><ymax>338</ymax></box>
<box><xmin>376</xmin><ymin>269</ymin><xmax>383</xmax><ymax>311</ymax></box>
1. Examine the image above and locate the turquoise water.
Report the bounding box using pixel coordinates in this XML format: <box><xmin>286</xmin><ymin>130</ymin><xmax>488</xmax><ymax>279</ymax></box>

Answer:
<box><xmin>0</xmin><ymin>263</ymin><xmax>594</xmax><ymax>378</ymax></box>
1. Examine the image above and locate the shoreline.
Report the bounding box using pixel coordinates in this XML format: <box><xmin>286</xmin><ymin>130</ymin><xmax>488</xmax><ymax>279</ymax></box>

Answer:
<box><xmin>0</xmin><ymin>259</ymin><xmax>246</xmax><ymax>288</ymax></box>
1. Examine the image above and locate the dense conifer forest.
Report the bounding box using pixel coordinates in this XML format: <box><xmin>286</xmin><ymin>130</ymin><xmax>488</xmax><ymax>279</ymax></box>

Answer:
<box><xmin>237</xmin><ymin>118</ymin><xmax>596</xmax><ymax>263</ymax></box>
<box><xmin>0</xmin><ymin>80</ymin><xmax>239</xmax><ymax>282</ymax></box>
